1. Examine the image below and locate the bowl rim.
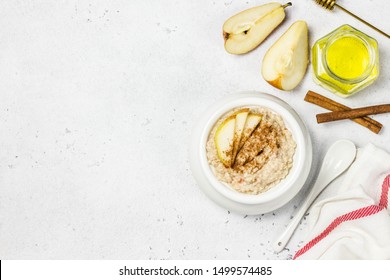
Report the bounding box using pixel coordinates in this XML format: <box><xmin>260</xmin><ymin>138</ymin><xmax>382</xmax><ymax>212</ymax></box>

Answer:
<box><xmin>199</xmin><ymin>92</ymin><xmax>311</xmax><ymax>205</ymax></box>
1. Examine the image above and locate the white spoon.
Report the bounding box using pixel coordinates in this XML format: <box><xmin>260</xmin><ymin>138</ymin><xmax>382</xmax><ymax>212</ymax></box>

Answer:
<box><xmin>273</xmin><ymin>139</ymin><xmax>357</xmax><ymax>253</ymax></box>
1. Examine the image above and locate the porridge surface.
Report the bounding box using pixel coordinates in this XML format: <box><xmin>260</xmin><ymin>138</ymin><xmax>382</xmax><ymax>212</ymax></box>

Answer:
<box><xmin>206</xmin><ymin>107</ymin><xmax>296</xmax><ymax>195</ymax></box>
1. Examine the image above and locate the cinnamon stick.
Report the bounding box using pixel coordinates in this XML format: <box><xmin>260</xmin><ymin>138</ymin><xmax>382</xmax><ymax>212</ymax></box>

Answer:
<box><xmin>304</xmin><ymin>91</ymin><xmax>382</xmax><ymax>134</ymax></box>
<box><xmin>317</xmin><ymin>104</ymin><xmax>390</xmax><ymax>123</ymax></box>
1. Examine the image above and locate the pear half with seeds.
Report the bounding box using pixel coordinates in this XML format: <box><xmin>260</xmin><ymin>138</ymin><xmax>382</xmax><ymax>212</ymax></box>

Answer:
<box><xmin>214</xmin><ymin>115</ymin><xmax>236</xmax><ymax>167</ymax></box>
<box><xmin>223</xmin><ymin>2</ymin><xmax>292</xmax><ymax>54</ymax></box>
<box><xmin>262</xmin><ymin>20</ymin><xmax>309</xmax><ymax>91</ymax></box>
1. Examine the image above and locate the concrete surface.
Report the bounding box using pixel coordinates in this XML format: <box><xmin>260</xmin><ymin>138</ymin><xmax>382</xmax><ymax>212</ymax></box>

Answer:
<box><xmin>0</xmin><ymin>0</ymin><xmax>389</xmax><ymax>259</ymax></box>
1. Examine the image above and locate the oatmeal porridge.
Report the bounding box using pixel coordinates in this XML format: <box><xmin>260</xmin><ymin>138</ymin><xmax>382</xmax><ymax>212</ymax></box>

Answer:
<box><xmin>206</xmin><ymin>107</ymin><xmax>296</xmax><ymax>195</ymax></box>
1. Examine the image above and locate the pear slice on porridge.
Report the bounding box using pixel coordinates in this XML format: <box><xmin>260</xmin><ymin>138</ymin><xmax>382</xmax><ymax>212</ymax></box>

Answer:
<box><xmin>214</xmin><ymin>115</ymin><xmax>236</xmax><ymax>167</ymax></box>
<box><xmin>231</xmin><ymin>108</ymin><xmax>250</xmax><ymax>165</ymax></box>
<box><xmin>238</xmin><ymin>113</ymin><xmax>262</xmax><ymax>152</ymax></box>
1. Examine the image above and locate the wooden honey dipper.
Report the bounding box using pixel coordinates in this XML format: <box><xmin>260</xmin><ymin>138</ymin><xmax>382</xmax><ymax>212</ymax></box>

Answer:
<box><xmin>314</xmin><ymin>0</ymin><xmax>390</xmax><ymax>39</ymax></box>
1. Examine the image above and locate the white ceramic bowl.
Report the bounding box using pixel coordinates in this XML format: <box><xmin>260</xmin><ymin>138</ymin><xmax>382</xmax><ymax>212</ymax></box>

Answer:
<box><xmin>189</xmin><ymin>92</ymin><xmax>312</xmax><ymax>215</ymax></box>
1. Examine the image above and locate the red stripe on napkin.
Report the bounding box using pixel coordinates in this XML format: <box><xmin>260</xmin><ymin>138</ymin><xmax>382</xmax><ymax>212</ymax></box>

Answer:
<box><xmin>293</xmin><ymin>174</ymin><xmax>390</xmax><ymax>260</ymax></box>
<box><xmin>379</xmin><ymin>175</ymin><xmax>389</xmax><ymax>208</ymax></box>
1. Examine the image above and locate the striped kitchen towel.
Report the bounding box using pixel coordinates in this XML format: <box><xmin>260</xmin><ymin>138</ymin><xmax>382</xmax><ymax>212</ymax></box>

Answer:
<box><xmin>294</xmin><ymin>143</ymin><xmax>390</xmax><ymax>259</ymax></box>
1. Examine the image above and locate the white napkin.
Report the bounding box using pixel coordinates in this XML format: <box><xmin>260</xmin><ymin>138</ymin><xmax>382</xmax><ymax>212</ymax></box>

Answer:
<box><xmin>294</xmin><ymin>143</ymin><xmax>390</xmax><ymax>260</ymax></box>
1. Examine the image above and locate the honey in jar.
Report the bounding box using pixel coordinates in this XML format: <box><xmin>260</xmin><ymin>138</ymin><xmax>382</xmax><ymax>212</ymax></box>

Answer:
<box><xmin>312</xmin><ymin>25</ymin><xmax>379</xmax><ymax>98</ymax></box>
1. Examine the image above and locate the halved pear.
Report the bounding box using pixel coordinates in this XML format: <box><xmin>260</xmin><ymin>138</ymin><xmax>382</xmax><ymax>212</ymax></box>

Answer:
<box><xmin>214</xmin><ymin>115</ymin><xmax>236</xmax><ymax>167</ymax></box>
<box><xmin>223</xmin><ymin>2</ymin><xmax>292</xmax><ymax>54</ymax></box>
<box><xmin>261</xmin><ymin>20</ymin><xmax>309</xmax><ymax>91</ymax></box>
<box><xmin>238</xmin><ymin>113</ymin><xmax>262</xmax><ymax>151</ymax></box>
<box><xmin>231</xmin><ymin>108</ymin><xmax>250</xmax><ymax>164</ymax></box>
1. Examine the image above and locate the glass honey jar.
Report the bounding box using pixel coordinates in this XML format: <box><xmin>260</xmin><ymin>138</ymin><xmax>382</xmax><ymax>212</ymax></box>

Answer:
<box><xmin>312</xmin><ymin>25</ymin><xmax>379</xmax><ymax>98</ymax></box>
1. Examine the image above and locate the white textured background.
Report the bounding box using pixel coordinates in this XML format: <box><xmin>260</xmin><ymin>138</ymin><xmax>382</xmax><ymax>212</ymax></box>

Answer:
<box><xmin>0</xmin><ymin>0</ymin><xmax>389</xmax><ymax>259</ymax></box>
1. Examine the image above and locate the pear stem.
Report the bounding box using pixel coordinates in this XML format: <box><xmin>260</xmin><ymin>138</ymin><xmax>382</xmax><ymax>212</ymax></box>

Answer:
<box><xmin>283</xmin><ymin>2</ymin><xmax>292</xmax><ymax>9</ymax></box>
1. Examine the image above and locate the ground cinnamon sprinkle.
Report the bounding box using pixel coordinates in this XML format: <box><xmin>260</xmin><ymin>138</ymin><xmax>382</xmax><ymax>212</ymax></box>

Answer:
<box><xmin>234</xmin><ymin>122</ymin><xmax>279</xmax><ymax>172</ymax></box>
